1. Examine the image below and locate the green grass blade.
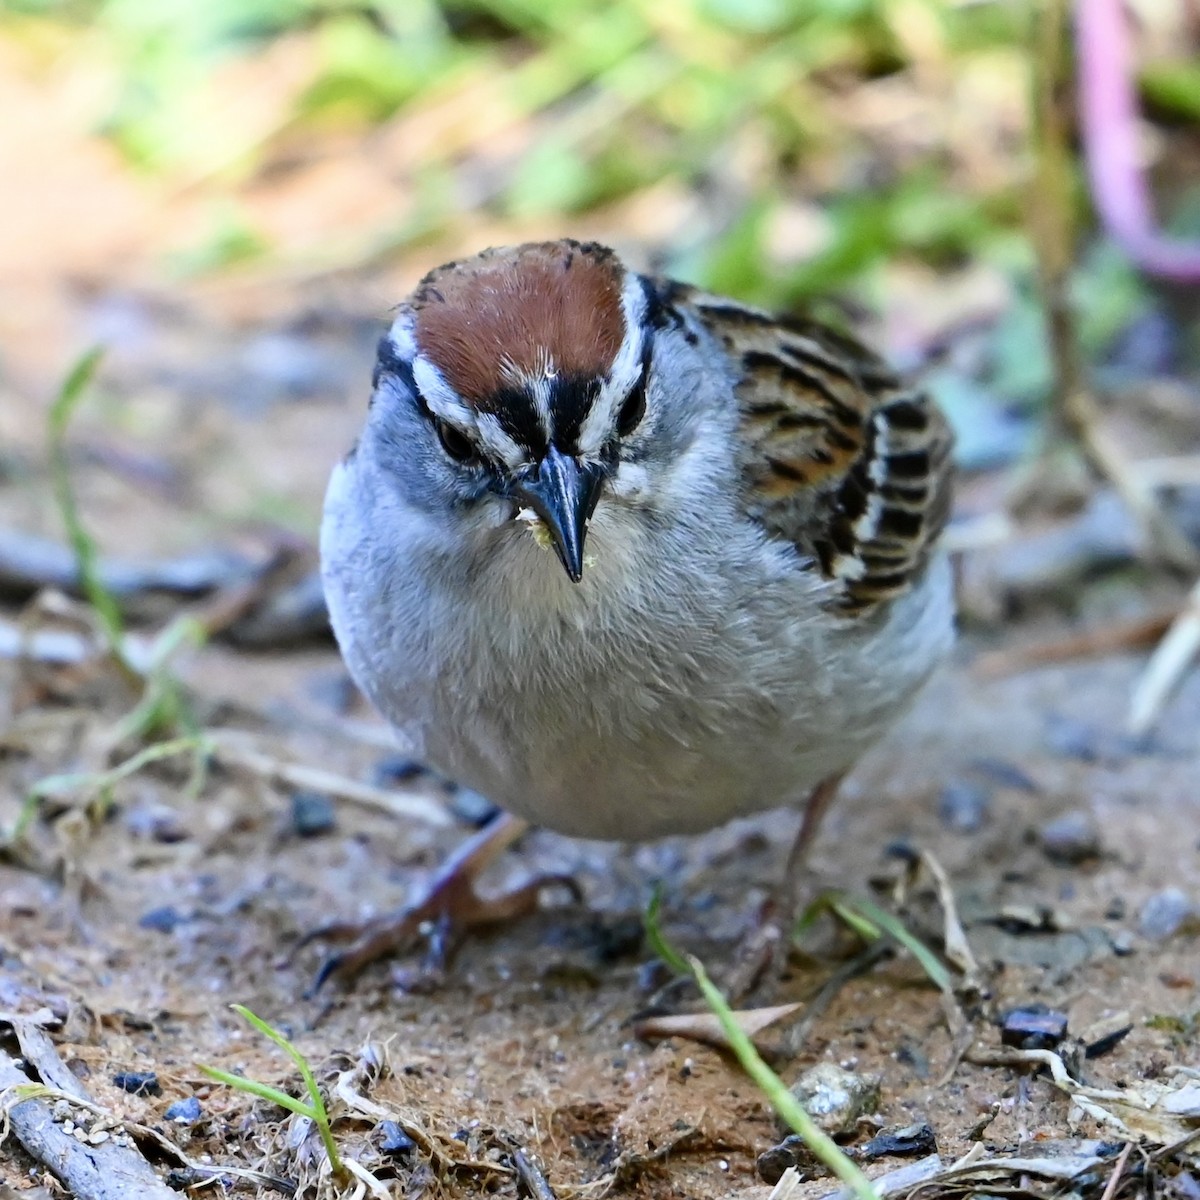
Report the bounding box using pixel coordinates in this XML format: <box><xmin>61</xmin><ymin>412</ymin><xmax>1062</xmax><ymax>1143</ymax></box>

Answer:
<box><xmin>198</xmin><ymin>1066</ymin><xmax>316</xmax><ymax>1119</ymax></box>
<box><xmin>686</xmin><ymin>954</ymin><xmax>878</xmax><ymax>1200</ymax></box>
<box><xmin>643</xmin><ymin>884</ymin><xmax>689</xmax><ymax>973</ymax></box>
<box><xmin>46</xmin><ymin>348</ymin><xmax>138</xmax><ymax>685</ymax></box>
<box><xmin>230</xmin><ymin>1005</ymin><xmax>327</xmax><ymax>1116</ymax></box>
<box><xmin>228</xmin><ymin>1005</ymin><xmax>339</xmax><ymax>1172</ymax></box>
<box><xmin>834</xmin><ymin>895</ymin><xmax>953</xmax><ymax>993</ymax></box>
<box><xmin>27</xmin><ymin>735</ymin><xmax>208</xmax><ymax>805</ymax></box>
<box><xmin>644</xmin><ymin>889</ymin><xmax>877</xmax><ymax>1199</ymax></box>
<box><xmin>827</xmin><ymin>896</ymin><xmax>884</xmax><ymax>945</ymax></box>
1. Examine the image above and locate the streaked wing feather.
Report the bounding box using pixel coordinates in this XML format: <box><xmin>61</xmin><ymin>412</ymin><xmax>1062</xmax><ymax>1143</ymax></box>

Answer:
<box><xmin>661</xmin><ymin>283</ymin><xmax>953</xmax><ymax>614</ymax></box>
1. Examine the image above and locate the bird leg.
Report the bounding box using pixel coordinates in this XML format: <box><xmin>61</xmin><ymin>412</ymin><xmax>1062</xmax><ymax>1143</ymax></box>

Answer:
<box><xmin>297</xmin><ymin>813</ymin><xmax>580</xmax><ymax>994</ymax></box>
<box><xmin>724</xmin><ymin>772</ymin><xmax>845</xmax><ymax>1001</ymax></box>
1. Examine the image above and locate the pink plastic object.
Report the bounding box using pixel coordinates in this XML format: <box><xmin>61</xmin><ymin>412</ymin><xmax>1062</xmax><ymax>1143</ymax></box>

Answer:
<box><xmin>1077</xmin><ymin>0</ymin><xmax>1200</xmax><ymax>280</ymax></box>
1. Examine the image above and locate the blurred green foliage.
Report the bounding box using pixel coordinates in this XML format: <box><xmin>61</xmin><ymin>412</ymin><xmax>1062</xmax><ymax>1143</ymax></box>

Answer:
<box><xmin>3</xmin><ymin>0</ymin><xmax>1181</xmax><ymax>412</ymax></box>
<box><xmin>2</xmin><ymin>0</ymin><xmax>1034</xmax><ymax>293</ymax></box>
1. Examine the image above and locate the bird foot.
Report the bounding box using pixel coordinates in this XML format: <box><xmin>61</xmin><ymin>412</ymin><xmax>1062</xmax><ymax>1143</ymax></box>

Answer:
<box><xmin>723</xmin><ymin>772</ymin><xmax>847</xmax><ymax>1001</ymax></box>
<box><xmin>291</xmin><ymin>814</ymin><xmax>580</xmax><ymax>994</ymax></box>
<box><xmin>722</xmin><ymin>905</ymin><xmax>792</xmax><ymax>1004</ymax></box>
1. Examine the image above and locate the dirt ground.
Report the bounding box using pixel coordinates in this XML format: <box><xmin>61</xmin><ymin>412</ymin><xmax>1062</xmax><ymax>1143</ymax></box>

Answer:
<box><xmin>2</xmin><ymin>36</ymin><xmax>1200</xmax><ymax>1190</ymax></box>
<box><xmin>1</xmin><ymin>267</ymin><xmax>1200</xmax><ymax>1199</ymax></box>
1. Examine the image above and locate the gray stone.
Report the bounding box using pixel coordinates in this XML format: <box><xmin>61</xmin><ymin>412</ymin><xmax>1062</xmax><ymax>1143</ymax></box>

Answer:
<box><xmin>1138</xmin><ymin>889</ymin><xmax>1198</xmax><ymax>941</ymax></box>
<box><xmin>1039</xmin><ymin>810</ymin><xmax>1101</xmax><ymax>865</ymax></box>
<box><xmin>784</xmin><ymin>1062</ymin><xmax>881</xmax><ymax>1137</ymax></box>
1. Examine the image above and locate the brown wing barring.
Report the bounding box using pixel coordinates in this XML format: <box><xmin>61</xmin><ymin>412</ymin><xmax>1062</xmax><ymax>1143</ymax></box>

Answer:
<box><xmin>658</xmin><ymin>283</ymin><xmax>953</xmax><ymax>614</ymax></box>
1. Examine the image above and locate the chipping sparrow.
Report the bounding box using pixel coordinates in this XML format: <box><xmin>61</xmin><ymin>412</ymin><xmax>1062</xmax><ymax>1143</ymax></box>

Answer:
<box><xmin>315</xmin><ymin>239</ymin><xmax>954</xmax><ymax>988</ymax></box>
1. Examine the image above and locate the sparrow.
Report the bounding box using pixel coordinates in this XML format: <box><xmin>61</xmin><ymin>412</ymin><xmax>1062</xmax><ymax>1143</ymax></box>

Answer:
<box><xmin>314</xmin><ymin>239</ymin><xmax>954</xmax><ymax>990</ymax></box>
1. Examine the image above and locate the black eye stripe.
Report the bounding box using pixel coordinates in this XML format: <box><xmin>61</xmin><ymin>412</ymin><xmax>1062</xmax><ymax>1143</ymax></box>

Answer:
<box><xmin>614</xmin><ymin>326</ymin><xmax>654</xmax><ymax>438</ymax></box>
<box><xmin>616</xmin><ymin>377</ymin><xmax>646</xmax><ymax>437</ymax></box>
<box><xmin>373</xmin><ymin>335</ymin><xmax>418</xmax><ymax>398</ymax></box>
<box><xmin>373</xmin><ymin>340</ymin><xmax>484</xmax><ymax>465</ymax></box>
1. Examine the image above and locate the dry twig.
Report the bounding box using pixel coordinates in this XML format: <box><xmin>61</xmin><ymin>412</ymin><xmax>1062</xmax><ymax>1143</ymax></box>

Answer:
<box><xmin>973</xmin><ymin>609</ymin><xmax>1179</xmax><ymax>679</ymax></box>
<box><xmin>1128</xmin><ymin>575</ymin><xmax>1200</xmax><ymax>736</ymax></box>
<box><xmin>208</xmin><ymin>730</ymin><xmax>452</xmax><ymax>827</ymax></box>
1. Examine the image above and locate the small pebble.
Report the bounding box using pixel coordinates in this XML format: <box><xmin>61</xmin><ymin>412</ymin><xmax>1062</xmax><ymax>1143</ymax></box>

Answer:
<box><xmin>377</xmin><ymin>1119</ymin><xmax>416</xmax><ymax>1156</ymax></box>
<box><xmin>165</xmin><ymin>1097</ymin><xmax>203</xmax><ymax>1123</ymax></box>
<box><xmin>124</xmin><ymin>803</ymin><xmax>188</xmax><ymax>843</ymax></box>
<box><xmin>112</xmin><ymin>1070</ymin><xmax>161</xmax><ymax>1097</ymax></box>
<box><xmin>139</xmin><ymin>906</ymin><xmax>187</xmax><ymax>933</ymax></box>
<box><xmin>894</xmin><ymin>1042</ymin><xmax>930</xmax><ymax>1080</ymax></box>
<box><xmin>1038</xmin><ymin>810</ymin><xmax>1101</xmax><ymax>865</ymax></box>
<box><xmin>883</xmin><ymin>839</ymin><xmax>919</xmax><ymax>864</ymax></box>
<box><xmin>87</xmin><ymin>1129</ymin><xmax>110</xmax><ymax>1145</ymax></box>
<box><xmin>784</xmin><ymin>1063</ymin><xmax>880</xmax><ymax>1136</ymax></box>
<box><xmin>1085</xmin><ymin>1023</ymin><xmax>1133</xmax><ymax>1060</ymax></box>
<box><xmin>1044</xmin><ymin>715</ymin><xmax>1105</xmax><ymax>763</ymax></box>
<box><xmin>969</xmin><ymin>758</ymin><xmax>1039</xmax><ymax>794</ymax></box>
<box><xmin>1000</xmin><ymin>1004</ymin><xmax>1068</xmax><ymax>1050</ymax></box>
<box><xmin>637</xmin><ymin>958</ymin><xmax>672</xmax><ymax>994</ymax></box>
<box><xmin>372</xmin><ymin>756</ymin><xmax>428</xmax><ymax>786</ymax></box>
<box><xmin>449</xmin><ymin>786</ymin><xmax>500</xmax><ymax>827</ymax></box>
<box><xmin>862</xmin><ymin>1122</ymin><xmax>938</xmax><ymax>1160</ymax></box>
<box><xmin>757</xmin><ymin>1134</ymin><xmax>813</xmax><ymax>1184</ymax></box>
<box><xmin>1139</xmin><ymin>889</ymin><xmax>1198</xmax><ymax>941</ymax></box>
<box><xmin>937</xmin><ymin>781</ymin><xmax>991</xmax><ymax>833</ymax></box>
<box><xmin>1111</xmin><ymin>930</ymin><xmax>1136</xmax><ymax>956</ymax></box>
<box><xmin>290</xmin><ymin>791</ymin><xmax>336</xmax><ymax>838</ymax></box>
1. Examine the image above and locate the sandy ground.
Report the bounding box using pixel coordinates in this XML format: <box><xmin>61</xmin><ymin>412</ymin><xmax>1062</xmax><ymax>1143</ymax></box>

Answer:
<box><xmin>2</xmin><ymin>10</ymin><xmax>1200</xmax><ymax>1195</ymax></box>
<box><xmin>2</xmin><ymin>519</ymin><xmax>1199</xmax><ymax>1199</ymax></box>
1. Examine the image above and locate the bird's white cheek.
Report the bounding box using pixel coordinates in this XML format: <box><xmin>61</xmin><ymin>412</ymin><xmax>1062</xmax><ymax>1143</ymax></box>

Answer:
<box><xmin>462</xmin><ymin>494</ymin><xmax>515</xmax><ymax>533</ymax></box>
<box><xmin>607</xmin><ymin>460</ymin><xmax>651</xmax><ymax>501</ymax></box>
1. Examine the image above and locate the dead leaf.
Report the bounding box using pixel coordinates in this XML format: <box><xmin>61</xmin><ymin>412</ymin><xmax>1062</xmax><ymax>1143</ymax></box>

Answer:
<box><xmin>634</xmin><ymin>1002</ymin><xmax>802</xmax><ymax>1053</ymax></box>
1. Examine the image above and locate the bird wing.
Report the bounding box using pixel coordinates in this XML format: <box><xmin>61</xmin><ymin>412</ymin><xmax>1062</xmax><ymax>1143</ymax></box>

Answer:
<box><xmin>656</xmin><ymin>282</ymin><xmax>954</xmax><ymax>614</ymax></box>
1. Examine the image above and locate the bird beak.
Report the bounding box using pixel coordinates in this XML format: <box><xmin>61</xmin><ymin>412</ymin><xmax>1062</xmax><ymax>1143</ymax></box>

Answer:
<box><xmin>508</xmin><ymin>445</ymin><xmax>606</xmax><ymax>582</ymax></box>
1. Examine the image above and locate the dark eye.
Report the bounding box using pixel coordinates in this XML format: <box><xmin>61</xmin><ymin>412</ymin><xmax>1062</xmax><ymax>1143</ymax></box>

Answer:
<box><xmin>435</xmin><ymin>418</ymin><xmax>477</xmax><ymax>463</ymax></box>
<box><xmin>616</xmin><ymin>378</ymin><xmax>646</xmax><ymax>437</ymax></box>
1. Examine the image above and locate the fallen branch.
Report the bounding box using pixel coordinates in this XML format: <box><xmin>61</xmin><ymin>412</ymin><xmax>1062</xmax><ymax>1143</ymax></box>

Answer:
<box><xmin>0</xmin><ymin>1050</ymin><xmax>180</xmax><ymax>1200</ymax></box>
<box><xmin>0</xmin><ymin>1013</ymin><xmax>291</xmax><ymax>1196</ymax></box>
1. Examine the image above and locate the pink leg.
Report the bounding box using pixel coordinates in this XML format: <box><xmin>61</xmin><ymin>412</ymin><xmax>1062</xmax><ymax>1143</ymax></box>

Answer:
<box><xmin>297</xmin><ymin>814</ymin><xmax>579</xmax><ymax>994</ymax></box>
<box><xmin>725</xmin><ymin>773</ymin><xmax>845</xmax><ymax>1000</ymax></box>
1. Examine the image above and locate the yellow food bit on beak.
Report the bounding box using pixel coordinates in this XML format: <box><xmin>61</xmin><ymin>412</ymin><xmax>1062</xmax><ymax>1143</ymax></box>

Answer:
<box><xmin>516</xmin><ymin>507</ymin><xmax>554</xmax><ymax>551</ymax></box>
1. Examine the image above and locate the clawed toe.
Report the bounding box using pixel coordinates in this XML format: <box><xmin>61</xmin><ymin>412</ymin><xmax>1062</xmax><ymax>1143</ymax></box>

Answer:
<box><xmin>294</xmin><ymin>815</ymin><xmax>582</xmax><ymax>994</ymax></box>
<box><xmin>300</xmin><ymin>908</ymin><xmax>430</xmax><ymax>997</ymax></box>
<box><xmin>723</xmin><ymin>916</ymin><xmax>791</xmax><ymax>1004</ymax></box>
